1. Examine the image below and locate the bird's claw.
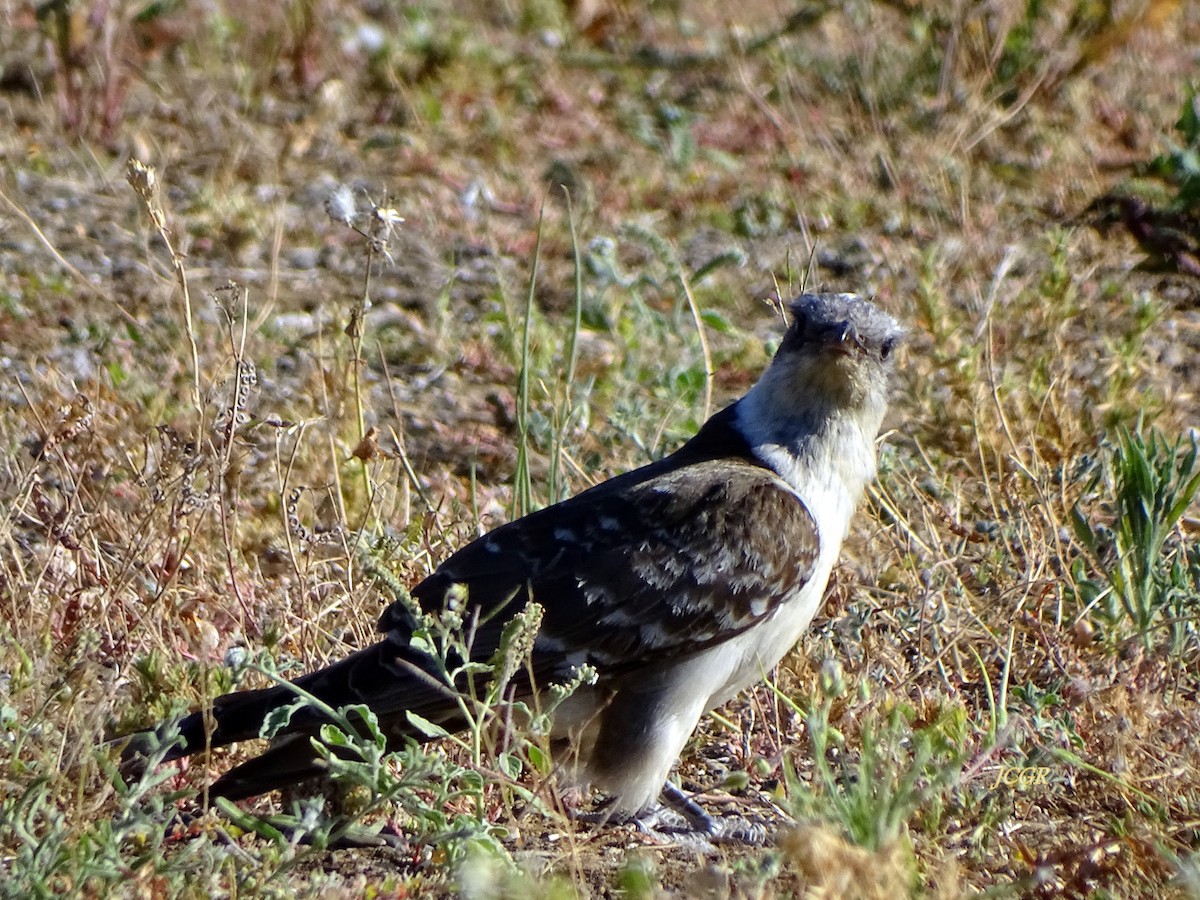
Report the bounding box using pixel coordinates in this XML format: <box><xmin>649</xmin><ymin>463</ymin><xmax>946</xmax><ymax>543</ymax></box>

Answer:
<box><xmin>571</xmin><ymin>784</ymin><xmax>773</xmax><ymax>846</ymax></box>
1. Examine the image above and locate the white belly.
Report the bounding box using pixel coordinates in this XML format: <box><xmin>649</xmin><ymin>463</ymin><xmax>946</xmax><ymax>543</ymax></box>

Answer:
<box><xmin>700</xmin><ymin>553</ymin><xmax>835</xmax><ymax>710</ymax></box>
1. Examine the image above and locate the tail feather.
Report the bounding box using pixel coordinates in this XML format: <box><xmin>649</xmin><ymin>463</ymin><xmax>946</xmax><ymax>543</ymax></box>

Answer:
<box><xmin>116</xmin><ymin>683</ymin><xmax>290</xmax><ymax>778</ymax></box>
<box><xmin>206</xmin><ymin>733</ymin><xmax>329</xmax><ymax>801</ymax></box>
<box><xmin>117</xmin><ymin>639</ymin><xmax>483</xmax><ymax>799</ymax></box>
<box><xmin>173</xmin><ymin>684</ymin><xmax>297</xmax><ymax>759</ymax></box>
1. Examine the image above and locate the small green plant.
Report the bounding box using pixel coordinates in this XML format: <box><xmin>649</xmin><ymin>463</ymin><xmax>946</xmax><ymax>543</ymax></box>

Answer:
<box><xmin>0</xmin><ymin>718</ymin><xmax>215</xmax><ymax>898</ymax></box>
<box><xmin>207</xmin><ymin>590</ymin><xmax>596</xmax><ymax>872</ymax></box>
<box><xmin>991</xmin><ymin>0</ymin><xmax>1046</xmax><ymax>104</ymax></box>
<box><xmin>620</xmin><ymin>100</ymin><xmax>698</xmax><ymax>171</ymax></box>
<box><xmin>1147</xmin><ymin>84</ymin><xmax>1200</xmax><ymax>210</ymax></box>
<box><xmin>1070</xmin><ymin>426</ymin><xmax>1200</xmax><ymax>656</ymax></box>
<box><xmin>505</xmin><ymin>204</ymin><xmax>593</xmax><ymax>517</ymax></box>
<box><xmin>214</xmin><ymin>690</ymin><xmax>508</xmax><ymax>866</ymax></box>
<box><xmin>782</xmin><ymin>663</ymin><xmax>967</xmax><ymax>856</ymax></box>
<box><xmin>615</xmin><ymin>852</ymin><xmax>659</xmax><ymax>900</ymax></box>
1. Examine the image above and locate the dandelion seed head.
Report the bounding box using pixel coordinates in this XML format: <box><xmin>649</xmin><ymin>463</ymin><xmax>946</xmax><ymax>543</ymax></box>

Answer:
<box><xmin>325</xmin><ymin>185</ymin><xmax>358</xmax><ymax>226</ymax></box>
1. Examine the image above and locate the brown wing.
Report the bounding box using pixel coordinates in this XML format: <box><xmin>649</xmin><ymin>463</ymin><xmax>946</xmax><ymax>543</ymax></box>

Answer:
<box><xmin>398</xmin><ymin>457</ymin><xmax>820</xmax><ymax>678</ymax></box>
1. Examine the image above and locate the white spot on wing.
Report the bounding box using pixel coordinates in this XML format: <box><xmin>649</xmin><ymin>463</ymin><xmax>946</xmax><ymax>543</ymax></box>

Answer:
<box><xmin>598</xmin><ymin>607</ymin><xmax>639</xmax><ymax>627</ymax></box>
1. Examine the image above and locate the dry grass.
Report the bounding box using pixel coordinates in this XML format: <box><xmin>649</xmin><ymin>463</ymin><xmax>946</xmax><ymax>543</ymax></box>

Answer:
<box><xmin>1</xmin><ymin>0</ymin><xmax>1199</xmax><ymax>896</ymax></box>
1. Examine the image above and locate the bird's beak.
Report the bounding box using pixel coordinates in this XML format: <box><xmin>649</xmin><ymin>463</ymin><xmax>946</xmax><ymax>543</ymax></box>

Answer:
<box><xmin>821</xmin><ymin>320</ymin><xmax>866</xmax><ymax>356</ymax></box>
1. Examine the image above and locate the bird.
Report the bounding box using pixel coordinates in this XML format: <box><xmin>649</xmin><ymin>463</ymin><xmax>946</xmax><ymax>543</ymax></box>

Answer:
<box><xmin>120</xmin><ymin>292</ymin><xmax>903</xmax><ymax>834</ymax></box>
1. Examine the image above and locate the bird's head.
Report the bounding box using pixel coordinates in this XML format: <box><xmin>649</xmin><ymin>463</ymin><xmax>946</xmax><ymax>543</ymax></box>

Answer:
<box><xmin>767</xmin><ymin>293</ymin><xmax>903</xmax><ymax>414</ymax></box>
<box><xmin>733</xmin><ymin>292</ymin><xmax>902</xmax><ymax>493</ymax></box>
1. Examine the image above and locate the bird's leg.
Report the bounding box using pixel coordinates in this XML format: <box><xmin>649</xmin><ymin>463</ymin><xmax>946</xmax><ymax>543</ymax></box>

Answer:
<box><xmin>572</xmin><ymin>784</ymin><xmax>714</xmax><ymax>835</ymax></box>
<box><xmin>568</xmin><ymin>788</ymin><xmax>771</xmax><ymax>845</ymax></box>
<box><xmin>659</xmin><ymin>781</ymin><xmax>715</xmax><ymax>834</ymax></box>
<box><xmin>658</xmin><ymin>782</ymin><xmax>774</xmax><ymax>845</ymax></box>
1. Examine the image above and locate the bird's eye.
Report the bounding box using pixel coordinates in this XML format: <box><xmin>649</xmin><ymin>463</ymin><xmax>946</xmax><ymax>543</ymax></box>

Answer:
<box><xmin>880</xmin><ymin>339</ymin><xmax>895</xmax><ymax>360</ymax></box>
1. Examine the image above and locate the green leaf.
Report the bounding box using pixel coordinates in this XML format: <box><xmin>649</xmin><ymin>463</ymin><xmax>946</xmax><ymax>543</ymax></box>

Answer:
<box><xmin>406</xmin><ymin>711</ymin><xmax>450</xmax><ymax>739</ymax></box>
<box><xmin>1069</xmin><ymin>506</ymin><xmax>1098</xmax><ymax>552</ymax></box>
<box><xmin>214</xmin><ymin>798</ymin><xmax>287</xmax><ymax>844</ymax></box>
<box><xmin>1175</xmin><ymin>83</ymin><xmax>1199</xmax><ymax>146</ymax></box>
<box><xmin>409</xmin><ymin>632</ymin><xmax>436</xmax><ymax>655</ymax></box>
<box><xmin>1166</xmin><ymin>469</ymin><xmax>1200</xmax><ymax>527</ymax></box>
<box><xmin>260</xmin><ymin>700</ymin><xmax>304</xmax><ymax>739</ymax></box>
<box><xmin>318</xmin><ymin>724</ymin><xmax>353</xmax><ymax>749</ymax></box>
<box><xmin>526</xmin><ymin>744</ymin><xmax>548</xmax><ymax>774</ymax></box>
<box><xmin>692</xmin><ymin>251</ymin><xmax>745</xmax><ymax>286</ymax></box>
<box><xmin>497</xmin><ymin>752</ymin><xmax>522</xmax><ymax>779</ymax></box>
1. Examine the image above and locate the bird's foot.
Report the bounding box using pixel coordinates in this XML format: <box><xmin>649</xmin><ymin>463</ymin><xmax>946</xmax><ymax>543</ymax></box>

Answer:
<box><xmin>324</xmin><ymin>824</ymin><xmax>409</xmax><ymax>851</ymax></box>
<box><xmin>658</xmin><ymin>782</ymin><xmax>773</xmax><ymax>845</ymax></box>
<box><xmin>572</xmin><ymin>785</ymin><xmax>773</xmax><ymax>846</ymax></box>
<box><xmin>703</xmin><ymin>816</ymin><xmax>773</xmax><ymax>846</ymax></box>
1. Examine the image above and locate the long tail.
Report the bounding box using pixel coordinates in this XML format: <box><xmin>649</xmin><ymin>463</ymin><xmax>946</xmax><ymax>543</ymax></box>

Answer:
<box><xmin>118</xmin><ymin>640</ymin><xmax>465</xmax><ymax>801</ymax></box>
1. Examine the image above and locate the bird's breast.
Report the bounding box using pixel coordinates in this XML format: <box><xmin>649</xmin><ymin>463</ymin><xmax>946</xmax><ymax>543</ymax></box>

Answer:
<box><xmin>705</xmin><ymin>563</ymin><xmax>833</xmax><ymax>709</ymax></box>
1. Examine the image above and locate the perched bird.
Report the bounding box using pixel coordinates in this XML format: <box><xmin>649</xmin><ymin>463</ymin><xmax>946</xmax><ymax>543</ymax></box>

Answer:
<box><xmin>121</xmin><ymin>293</ymin><xmax>902</xmax><ymax>833</ymax></box>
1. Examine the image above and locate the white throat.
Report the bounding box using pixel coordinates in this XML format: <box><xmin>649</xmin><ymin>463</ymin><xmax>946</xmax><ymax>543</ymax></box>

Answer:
<box><xmin>734</xmin><ymin>372</ymin><xmax>885</xmax><ymax>552</ymax></box>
